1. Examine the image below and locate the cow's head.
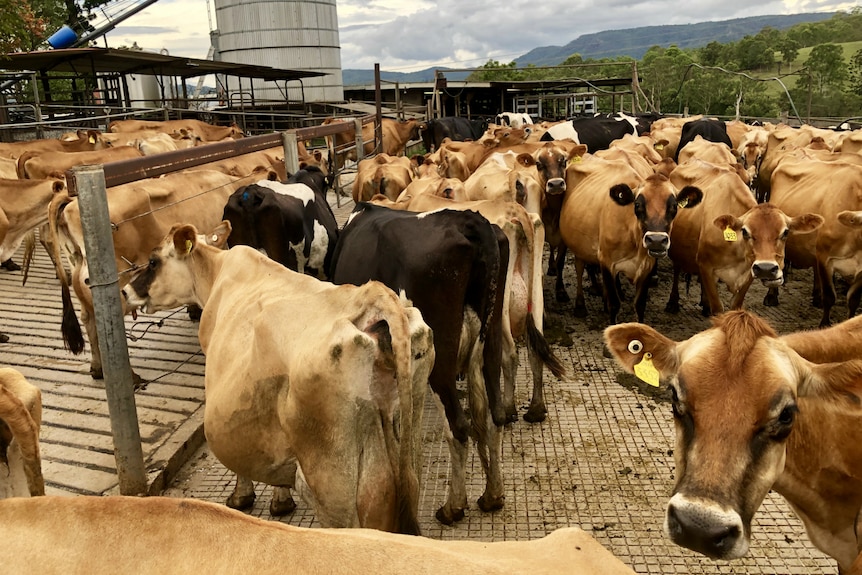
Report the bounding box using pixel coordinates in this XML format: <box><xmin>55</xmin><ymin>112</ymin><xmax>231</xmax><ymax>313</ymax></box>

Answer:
<box><xmin>122</xmin><ymin>222</ymin><xmax>231</xmax><ymax>314</ymax></box>
<box><xmin>534</xmin><ymin>142</ymin><xmax>587</xmax><ymax>197</ymax></box>
<box><xmin>738</xmin><ymin>141</ymin><xmax>765</xmax><ymax>193</ymax></box>
<box><xmin>714</xmin><ymin>205</ymin><xmax>823</xmax><ymax>287</ymax></box>
<box><xmin>603</xmin><ymin>311</ymin><xmax>862</xmax><ymax>562</ymax></box>
<box><xmin>609</xmin><ymin>173</ymin><xmax>702</xmax><ymax>257</ymax></box>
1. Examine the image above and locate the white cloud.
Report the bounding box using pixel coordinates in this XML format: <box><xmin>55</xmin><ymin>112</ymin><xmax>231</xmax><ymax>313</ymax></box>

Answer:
<box><xmin>101</xmin><ymin>0</ymin><xmax>859</xmax><ymax>72</ymax></box>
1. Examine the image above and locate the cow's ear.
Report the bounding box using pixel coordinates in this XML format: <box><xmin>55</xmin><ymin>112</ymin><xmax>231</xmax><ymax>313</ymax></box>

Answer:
<box><xmin>714</xmin><ymin>214</ymin><xmax>743</xmax><ymax>232</ymax></box>
<box><xmin>604</xmin><ymin>323</ymin><xmax>680</xmax><ymax>383</ymax></box>
<box><xmin>52</xmin><ymin>180</ymin><xmax>66</xmax><ymax>194</ymax></box>
<box><xmin>172</xmin><ymin>225</ymin><xmax>199</xmax><ymax>258</ymax></box>
<box><xmin>515</xmin><ymin>153</ymin><xmax>535</xmax><ymax>167</ymax></box>
<box><xmin>801</xmin><ymin>359</ymin><xmax>862</xmax><ymax>406</ymax></box>
<box><xmin>609</xmin><ymin>184</ymin><xmax>635</xmax><ymax>206</ymax></box>
<box><xmin>568</xmin><ymin>144</ymin><xmax>588</xmax><ymax>160</ymax></box>
<box><xmin>204</xmin><ymin>221</ymin><xmax>232</xmax><ymax>249</ymax></box>
<box><xmin>788</xmin><ymin>213</ymin><xmax>823</xmax><ymax>234</ymax></box>
<box><xmin>838</xmin><ymin>210</ymin><xmax>862</xmax><ymax>228</ymax></box>
<box><xmin>676</xmin><ymin>186</ymin><xmax>703</xmax><ymax>209</ymax></box>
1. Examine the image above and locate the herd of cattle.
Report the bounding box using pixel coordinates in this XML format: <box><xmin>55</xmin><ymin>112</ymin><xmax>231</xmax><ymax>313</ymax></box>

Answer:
<box><xmin>1</xmin><ymin>110</ymin><xmax>862</xmax><ymax>573</ymax></box>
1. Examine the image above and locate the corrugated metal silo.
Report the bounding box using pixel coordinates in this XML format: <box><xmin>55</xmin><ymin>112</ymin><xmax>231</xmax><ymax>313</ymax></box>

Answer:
<box><xmin>212</xmin><ymin>0</ymin><xmax>343</xmax><ymax>103</ymax></box>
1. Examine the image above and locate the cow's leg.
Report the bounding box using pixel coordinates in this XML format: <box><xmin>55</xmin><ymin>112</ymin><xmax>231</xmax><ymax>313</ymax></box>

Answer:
<box><xmin>633</xmin><ymin>275</ymin><xmax>653</xmax><ymax>324</ymax></box>
<box><xmin>602</xmin><ymin>267</ymin><xmax>622</xmax><ymax>324</ymax></box>
<box><xmin>729</xmin><ymin>277</ymin><xmax>755</xmax><ymax>310</ymax></box>
<box><xmin>763</xmin><ymin>286</ymin><xmax>781</xmax><ymax>307</ymax></box>
<box><xmin>554</xmin><ymin>246</ymin><xmax>570</xmax><ymax>302</ymax></box>
<box><xmin>226</xmin><ymin>474</ymin><xmax>256</xmax><ymax>510</ymax></box>
<box><xmin>546</xmin><ymin>244</ymin><xmax>559</xmax><ymax>276</ymax></box>
<box><xmin>468</xmin><ymin>352</ymin><xmax>505</xmax><ymax>513</ymax></box>
<box><xmin>501</xmin><ymin>330</ymin><xmax>519</xmax><ymax>424</ymax></box>
<box><xmin>434</xmin><ymin>393</ymin><xmax>468</xmax><ymax>525</ymax></box>
<box><xmin>698</xmin><ymin>267</ymin><xmax>724</xmax><ymax>317</ymax></box>
<box><xmin>586</xmin><ymin>263</ymin><xmax>604</xmax><ymax>296</ymax></box>
<box><xmin>270</xmin><ymin>486</ymin><xmax>297</xmax><ymax>516</ymax></box>
<box><xmin>524</xmin><ymin>339</ymin><xmax>546</xmax><ymax>423</ymax></box>
<box><xmin>812</xmin><ymin>268</ymin><xmax>823</xmax><ymax>308</ymax></box>
<box><xmin>0</xmin><ymin>332</ymin><xmax>8</xmax><ymax>343</ymax></box>
<box><xmin>665</xmin><ymin>264</ymin><xmax>682</xmax><ymax>314</ymax></box>
<box><xmin>572</xmin><ymin>259</ymin><xmax>587</xmax><ymax>318</ymax></box>
<box><xmin>817</xmin><ymin>259</ymin><xmax>835</xmax><ymax>327</ymax></box>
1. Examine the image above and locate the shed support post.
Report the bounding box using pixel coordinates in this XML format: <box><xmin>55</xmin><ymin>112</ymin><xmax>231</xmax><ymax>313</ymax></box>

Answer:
<box><xmin>70</xmin><ymin>164</ymin><xmax>148</xmax><ymax>496</ymax></box>
<box><xmin>282</xmin><ymin>131</ymin><xmax>300</xmax><ymax>176</ymax></box>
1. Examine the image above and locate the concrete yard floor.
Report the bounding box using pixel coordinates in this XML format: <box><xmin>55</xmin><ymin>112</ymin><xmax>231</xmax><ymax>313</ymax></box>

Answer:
<box><xmin>0</xmin><ymin>188</ymin><xmax>844</xmax><ymax>574</ymax></box>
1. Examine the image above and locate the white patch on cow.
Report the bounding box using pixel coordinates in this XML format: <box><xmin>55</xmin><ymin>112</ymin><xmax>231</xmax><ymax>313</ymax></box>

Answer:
<box><xmin>256</xmin><ymin>180</ymin><xmax>315</xmax><ymax>206</ymax></box>
<box><xmin>307</xmin><ymin>220</ymin><xmax>330</xmax><ymax>279</ymax></box>
<box><xmin>416</xmin><ymin>208</ymin><xmax>450</xmax><ymax>219</ymax></box>
<box><xmin>488</xmin><ymin>151</ymin><xmax>516</xmax><ymax>168</ymax></box>
<box><xmin>290</xmin><ymin>239</ymin><xmax>307</xmax><ymax>274</ymax></box>
<box><xmin>545</xmin><ymin>122</ymin><xmax>581</xmax><ymax>144</ymax></box>
<box><xmin>616</xmin><ymin>112</ymin><xmax>638</xmax><ymax>131</ymax></box>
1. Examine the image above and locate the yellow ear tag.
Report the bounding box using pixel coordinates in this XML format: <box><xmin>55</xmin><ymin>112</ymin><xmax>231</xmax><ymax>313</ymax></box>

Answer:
<box><xmin>88</xmin><ymin>135</ymin><xmax>95</xmax><ymax>144</ymax></box>
<box><xmin>677</xmin><ymin>197</ymin><xmax>688</xmax><ymax>209</ymax></box>
<box><xmin>723</xmin><ymin>227</ymin><xmax>738</xmax><ymax>242</ymax></box>
<box><xmin>185</xmin><ymin>239</ymin><xmax>193</xmax><ymax>254</ymax></box>
<box><xmin>655</xmin><ymin>143</ymin><xmax>664</xmax><ymax>150</ymax></box>
<box><xmin>633</xmin><ymin>352</ymin><xmax>660</xmax><ymax>387</ymax></box>
<box><xmin>573</xmin><ymin>155</ymin><xmax>582</xmax><ymax>162</ymax></box>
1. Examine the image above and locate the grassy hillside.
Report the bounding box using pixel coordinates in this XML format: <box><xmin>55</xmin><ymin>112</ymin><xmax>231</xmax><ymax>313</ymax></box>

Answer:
<box><xmin>743</xmin><ymin>40</ymin><xmax>862</xmax><ymax>97</ymax></box>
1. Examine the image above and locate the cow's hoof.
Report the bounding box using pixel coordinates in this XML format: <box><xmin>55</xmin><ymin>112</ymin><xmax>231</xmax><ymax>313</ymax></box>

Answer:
<box><xmin>556</xmin><ymin>290</ymin><xmax>571</xmax><ymax>303</ymax></box>
<box><xmin>269</xmin><ymin>496</ymin><xmax>297</xmax><ymax>516</ymax></box>
<box><xmin>572</xmin><ymin>304</ymin><xmax>587</xmax><ymax>318</ymax></box>
<box><xmin>435</xmin><ymin>506</ymin><xmax>465</xmax><ymax>525</ymax></box>
<box><xmin>505</xmin><ymin>410</ymin><xmax>519</xmax><ymax>424</ymax></box>
<box><xmin>665</xmin><ymin>301</ymin><xmax>680</xmax><ymax>314</ymax></box>
<box><xmin>700</xmin><ymin>305</ymin><xmax>711</xmax><ymax>317</ymax></box>
<box><xmin>226</xmin><ymin>492</ymin><xmax>256</xmax><ymax>511</ymax></box>
<box><xmin>1</xmin><ymin>259</ymin><xmax>21</xmax><ymax>271</ymax></box>
<box><xmin>90</xmin><ymin>367</ymin><xmax>104</xmax><ymax>380</ymax></box>
<box><xmin>588</xmin><ymin>284</ymin><xmax>604</xmax><ymax>297</ymax></box>
<box><xmin>763</xmin><ymin>294</ymin><xmax>780</xmax><ymax>307</ymax></box>
<box><xmin>0</xmin><ymin>333</ymin><xmax>8</xmax><ymax>343</ymax></box>
<box><xmin>187</xmin><ymin>305</ymin><xmax>203</xmax><ymax>322</ymax></box>
<box><xmin>523</xmin><ymin>406</ymin><xmax>547</xmax><ymax>423</ymax></box>
<box><xmin>477</xmin><ymin>493</ymin><xmax>505</xmax><ymax>513</ymax></box>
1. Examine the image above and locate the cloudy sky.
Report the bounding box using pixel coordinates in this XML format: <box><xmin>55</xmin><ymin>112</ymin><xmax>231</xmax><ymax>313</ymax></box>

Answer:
<box><xmin>103</xmin><ymin>0</ymin><xmax>860</xmax><ymax>72</ymax></box>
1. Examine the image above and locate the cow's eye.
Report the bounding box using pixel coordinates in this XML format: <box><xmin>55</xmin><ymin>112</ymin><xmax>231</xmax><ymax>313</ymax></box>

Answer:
<box><xmin>771</xmin><ymin>404</ymin><xmax>797</xmax><ymax>440</ymax></box>
<box><xmin>742</xmin><ymin>228</ymin><xmax>751</xmax><ymax>240</ymax></box>
<box><xmin>148</xmin><ymin>258</ymin><xmax>158</xmax><ymax>270</ymax></box>
<box><xmin>780</xmin><ymin>228</ymin><xmax>789</xmax><ymax>240</ymax></box>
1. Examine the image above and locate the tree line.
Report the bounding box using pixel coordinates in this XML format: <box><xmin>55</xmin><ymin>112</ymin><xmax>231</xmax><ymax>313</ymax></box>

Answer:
<box><xmin>468</xmin><ymin>8</ymin><xmax>862</xmax><ymax>121</ymax></box>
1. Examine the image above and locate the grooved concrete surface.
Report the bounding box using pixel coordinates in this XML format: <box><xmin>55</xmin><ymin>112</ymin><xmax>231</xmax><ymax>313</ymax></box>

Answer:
<box><xmin>0</xmin><ymin>190</ymin><xmax>842</xmax><ymax>574</ymax></box>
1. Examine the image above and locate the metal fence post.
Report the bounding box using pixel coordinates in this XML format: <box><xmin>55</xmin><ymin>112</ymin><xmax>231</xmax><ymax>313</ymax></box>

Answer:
<box><xmin>71</xmin><ymin>164</ymin><xmax>148</xmax><ymax>495</ymax></box>
<box><xmin>354</xmin><ymin>118</ymin><xmax>365</xmax><ymax>162</ymax></box>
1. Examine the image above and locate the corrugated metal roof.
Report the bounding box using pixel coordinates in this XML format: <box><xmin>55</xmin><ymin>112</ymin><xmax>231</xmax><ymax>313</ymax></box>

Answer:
<box><xmin>0</xmin><ymin>47</ymin><xmax>327</xmax><ymax>81</ymax></box>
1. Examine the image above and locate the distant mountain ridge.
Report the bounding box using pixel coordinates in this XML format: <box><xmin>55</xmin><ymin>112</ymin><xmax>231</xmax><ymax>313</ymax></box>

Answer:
<box><xmin>342</xmin><ymin>12</ymin><xmax>835</xmax><ymax>86</ymax></box>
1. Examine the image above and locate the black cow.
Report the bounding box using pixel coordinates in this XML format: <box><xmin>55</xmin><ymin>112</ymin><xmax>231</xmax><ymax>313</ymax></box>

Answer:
<box><xmin>420</xmin><ymin>117</ymin><xmax>488</xmax><ymax>152</ymax></box>
<box><xmin>222</xmin><ymin>166</ymin><xmax>339</xmax><ymax>279</ymax></box>
<box><xmin>673</xmin><ymin>118</ymin><xmax>733</xmax><ymax>163</ymax></box>
<box><xmin>540</xmin><ymin>112</ymin><xmax>652</xmax><ymax>151</ymax></box>
<box><xmin>330</xmin><ymin>203</ymin><xmax>509</xmax><ymax>525</ymax></box>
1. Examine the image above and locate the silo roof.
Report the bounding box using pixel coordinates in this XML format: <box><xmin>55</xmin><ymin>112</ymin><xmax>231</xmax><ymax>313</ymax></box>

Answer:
<box><xmin>0</xmin><ymin>47</ymin><xmax>328</xmax><ymax>81</ymax></box>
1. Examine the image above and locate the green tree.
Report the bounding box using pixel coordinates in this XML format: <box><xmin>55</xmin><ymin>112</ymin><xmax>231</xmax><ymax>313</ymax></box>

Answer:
<box><xmin>640</xmin><ymin>45</ymin><xmax>695</xmax><ymax>113</ymax></box>
<box><xmin>805</xmin><ymin>43</ymin><xmax>848</xmax><ymax>94</ymax></box>
<box><xmin>778</xmin><ymin>37</ymin><xmax>800</xmax><ymax>73</ymax></box>
<box><xmin>849</xmin><ymin>48</ymin><xmax>862</xmax><ymax>97</ymax></box>
<box><xmin>467</xmin><ymin>59</ymin><xmax>524</xmax><ymax>82</ymax></box>
<box><xmin>735</xmin><ymin>36</ymin><xmax>774</xmax><ymax>70</ymax></box>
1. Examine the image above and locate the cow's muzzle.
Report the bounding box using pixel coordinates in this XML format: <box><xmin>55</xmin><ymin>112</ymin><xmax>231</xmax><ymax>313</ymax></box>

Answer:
<box><xmin>752</xmin><ymin>260</ymin><xmax>782</xmax><ymax>286</ymax></box>
<box><xmin>665</xmin><ymin>494</ymin><xmax>748</xmax><ymax>560</ymax></box>
<box><xmin>643</xmin><ymin>232</ymin><xmax>670</xmax><ymax>257</ymax></box>
<box><xmin>545</xmin><ymin>177</ymin><xmax>566</xmax><ymax>196</ymax></box>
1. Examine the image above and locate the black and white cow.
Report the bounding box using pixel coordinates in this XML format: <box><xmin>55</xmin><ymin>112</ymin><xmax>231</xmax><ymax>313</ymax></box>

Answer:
<box><xmin>540</xmin><ymin>112</ymin><xmax>657</xmax><ymax>151</ymax></box>
<box><xmin>222</xmin><ymin>166</ymin><xmax>338</xmax><ymax>279</ymax></box>
<box><xmin>330</xmin><ymin>203</ymin><xmax>509</xmax><ymax>526</ymax></box>
<box><xmin>673</xmin><ymin>118</ymin><xmax>733</xmax><ymax>163</ymax></box>
<box><xmin>420</xmin><ymin>117</ymin><xmax>488</xmax><ymax>153</ymax></box>
<box><xmin>495</xmin><ymin>112</ymin><xmax>534</xmax><ymax>129</ymax></box>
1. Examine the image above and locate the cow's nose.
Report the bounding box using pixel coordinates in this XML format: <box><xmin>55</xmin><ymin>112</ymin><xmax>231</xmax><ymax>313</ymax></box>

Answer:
<box><xmin>666</xmin><ymin>502</ymin><xmax>743</xmax><ymax>559</ymax></box>
<box><xmin>545</xmin><ymin>177</ymin><xmax>565</xmax><ymax>195</ymax></box>
<box><xmin>752</xmin><ymin>261</ymin><xmax>783</xmax><ymax>286</ymax></box>
<box><xmin>643</xmin><ymin>232</ymin><xmax>670</xmax><ymax>256</ymax></box>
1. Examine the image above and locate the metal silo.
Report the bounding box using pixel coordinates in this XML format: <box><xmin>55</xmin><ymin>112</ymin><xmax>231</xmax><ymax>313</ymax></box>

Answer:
<box><xmin>212</xmin><ymin>0</ymin><xmax>343</xmax><ymax>103</ymax></box>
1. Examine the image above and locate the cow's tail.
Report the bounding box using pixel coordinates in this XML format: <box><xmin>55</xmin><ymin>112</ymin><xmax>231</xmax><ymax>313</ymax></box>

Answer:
<box><xmin>368</xmin><ymin>286</ymin><xmax>422</xmax><ymax>536</ymax></box>
<box><xmin>0</xmin><ymin>380</ymin><xmax>44</xmax><ymax>496</ymax></box>
<box><xmin>526</xmin><ymin>315</ymin><xmax>566</xmax><ymax>379</ymax></box>
<box><xmin>21</xmin><ymin>229</ymin><xmax>36</xmax><ymax>286</ymax></box>
<box><xmin>15</xmin><ymin>150</ymin><xmax>36</xmax><ymax>179</ymax></box>
<box><xmin>47</xmin><ymin>191</ymin><xmax>85</xmax><ymax>354</ymax></box>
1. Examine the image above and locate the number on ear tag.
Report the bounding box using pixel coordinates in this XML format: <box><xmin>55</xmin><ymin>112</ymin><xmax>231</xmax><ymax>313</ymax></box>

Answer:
<box><xmin>724</xmin><ymin>227</ymin><xmax>738</xmax><ymax>242</ymax></box>
<box><xmin>634</xmin><ymin>352</ymin><xmax>660</xmax><ymax>387</ymax></box>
